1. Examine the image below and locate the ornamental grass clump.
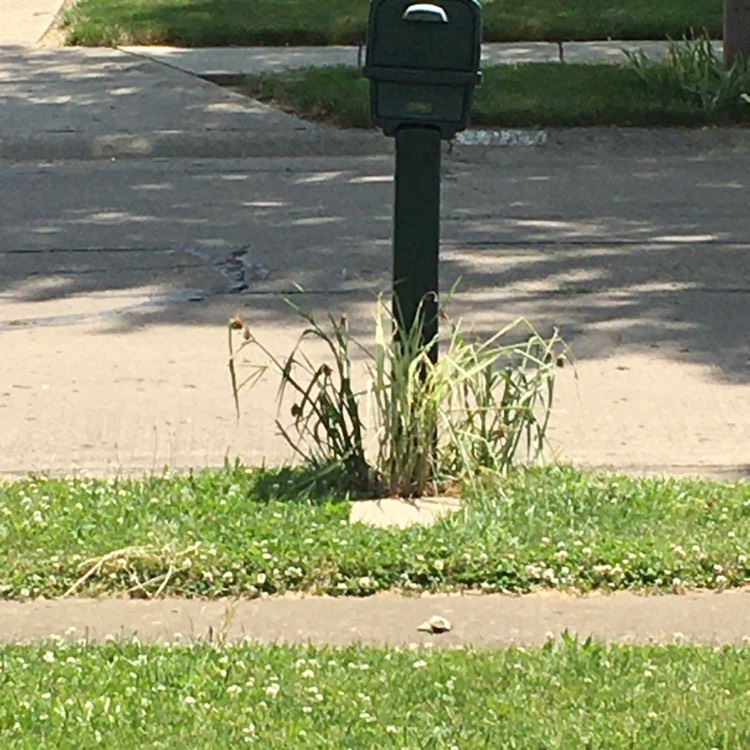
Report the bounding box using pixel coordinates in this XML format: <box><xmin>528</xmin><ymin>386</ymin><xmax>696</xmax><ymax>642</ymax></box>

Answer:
<box><xmin>625</xmin><ymin>35</ymin><xmax>750</xmax><ymax>116</ymax></box>
<box><xmin>229</xmin><ymin>296</ymin><xmax>565</xmax><ymax>498</ymax></box>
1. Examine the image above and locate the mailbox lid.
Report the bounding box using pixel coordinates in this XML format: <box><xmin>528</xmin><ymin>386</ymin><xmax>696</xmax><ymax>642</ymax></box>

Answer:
<box><xmin>366</xmin><ymin>0</ymin><xmax>481</xmax><ymax>72</ymax></box>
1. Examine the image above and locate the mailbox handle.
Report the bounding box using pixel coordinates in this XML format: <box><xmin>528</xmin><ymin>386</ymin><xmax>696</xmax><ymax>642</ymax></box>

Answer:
<box><xmin>402</xmin><ymin>3</ymin><xmax>448</xmax><ymax>22</ymax></box>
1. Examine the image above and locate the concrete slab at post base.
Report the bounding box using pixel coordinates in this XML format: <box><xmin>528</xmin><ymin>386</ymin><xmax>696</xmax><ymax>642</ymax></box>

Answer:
<box><xmin>350</xmin><ymin>496</ymin><xmax>462</xmax><ymax>528</ymax></box>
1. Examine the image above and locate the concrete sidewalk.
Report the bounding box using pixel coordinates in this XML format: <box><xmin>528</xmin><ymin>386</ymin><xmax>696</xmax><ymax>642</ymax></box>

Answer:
<box><xmin>121</xmin><ymin>40</ymin><xmax>693</xmax><ymax>81</ymax></box>
<box><xmin>3</xmin><ymin>592</ymin><xmax>750</xmax><ymax>646</ymax></box>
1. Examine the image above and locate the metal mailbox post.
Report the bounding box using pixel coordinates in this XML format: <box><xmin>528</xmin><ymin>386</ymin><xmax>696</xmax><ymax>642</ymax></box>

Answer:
<box><xmin>364</xmin><ymin>0</ymin><xmax>482</xmax><ymax>362</ymax></box>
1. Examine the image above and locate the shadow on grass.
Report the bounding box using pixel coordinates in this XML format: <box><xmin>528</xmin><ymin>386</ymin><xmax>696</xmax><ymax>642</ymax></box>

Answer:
<box><xmin>185</xmin><ymin>460</ymin><xmax>366</xmax><ymax>504</ymax></box>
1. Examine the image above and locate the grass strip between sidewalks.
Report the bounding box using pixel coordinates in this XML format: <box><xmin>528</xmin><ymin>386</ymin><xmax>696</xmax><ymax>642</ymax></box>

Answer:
<box><xmin>1</xmin><ymin>465</ymin><xmax>748</xmax><ymax>598</ymax></box>
<box><xmin>2</xmin><ymin>639</ymin><xmax>749</xmax><ymax>749</ymax></box>
<box><xmin>236</xmin><ymin>64</ymin><xmax>750</xmax><ymax>129</ymax></box>
<box><xmin>62</xmin><ymin>0</ymin><xmax>722</xmax><ymax>47</ymax></box>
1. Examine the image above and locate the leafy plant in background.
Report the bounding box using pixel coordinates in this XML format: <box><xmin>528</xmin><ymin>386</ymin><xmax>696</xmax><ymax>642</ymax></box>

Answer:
<box><xmin>625</xmin><ymin>35</ymin><xmax>750</xmax><ymax>115</ymax></box>
<box><xmin>228</xmin><ymin>295</ymin><xmax>565</xmax><ymax>498</ymax></box>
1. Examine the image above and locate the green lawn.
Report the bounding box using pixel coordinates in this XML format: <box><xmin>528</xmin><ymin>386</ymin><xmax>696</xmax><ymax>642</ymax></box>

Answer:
<box><xmin>236</xmin><ymin>63</ymin><xmax>750</xmax><ymax>129</ymax></box>
<box><xmin>2</xmin><ymin>639</ymin><xmax>749</xmax><ymax>749</ymax></box>
<box><xmin>62</xmin><ymin>0</ymin><xmax>722</xmax><ymax>47</ymax></box>
<box><xmin>1</xmin><ymin>465</ymin><xmax>748</xmax><ymax>598</ymax></box>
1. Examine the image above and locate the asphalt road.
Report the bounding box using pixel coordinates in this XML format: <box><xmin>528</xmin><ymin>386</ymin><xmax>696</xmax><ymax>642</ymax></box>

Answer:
<box><xmin>1</xmin><ymin>140</ymin><xmax>749</xmax><ymax>476</ymax></box>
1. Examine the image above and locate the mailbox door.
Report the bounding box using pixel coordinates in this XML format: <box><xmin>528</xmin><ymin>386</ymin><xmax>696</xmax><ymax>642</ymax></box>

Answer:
<box><xmin>367</xmin><ymin>0</ymin><xmax>481</xmax><ymax>73</ymax></box>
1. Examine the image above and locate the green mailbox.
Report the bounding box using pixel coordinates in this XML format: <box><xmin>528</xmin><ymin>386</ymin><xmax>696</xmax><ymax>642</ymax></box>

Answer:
<box><xmin>363</xmin><ymin>0</ymin><xmax>482</xmax><ymax>139</ymax></box>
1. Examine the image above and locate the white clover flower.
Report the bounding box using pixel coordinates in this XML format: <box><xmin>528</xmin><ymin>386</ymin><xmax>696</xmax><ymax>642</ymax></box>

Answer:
<box><xmin>256</xmin><ymin>573</ymin><xmax>267</xmax><ymax>585</ymax></box>
<box><xmin>386</xmin><ymin>725</ymin><xmax>398</xmax><ymax>734</ymax></box>
<box><xmin>184</xmin><ymin>696</ymin><xmax>196</xmax><ymax>706</ymax></box>
<box><xmin>301</xmin><ymin>669</ymin><xmax>315</xmax><ymax>679</ymax></box>
<box><xmin>302</xmin><ymin>706</ymin><xmax>312</xmax><ymax>714</ymax></box>
<box><xmin>227</xmin><ymin>685</ymin><xmax>242</xmax><ymax>696</ymax></box>
<box><xmin>265</xmin><ymin>683</ymin><xmax>280</xmax><ymax>698</ymax></box>
<box><xmin>43</xmin><ymin>651</ymin><xmax>55</xmax><ymax>664</ymax></box>
<box><xmin>433</xmin><ymin>559</ymin><xmax>445</xmax><ymax>572</ymax></box>
<box><xmin>412</xmin><ymin>660</ymin><xmax>427</xmax><ymax>669</ymax></box>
